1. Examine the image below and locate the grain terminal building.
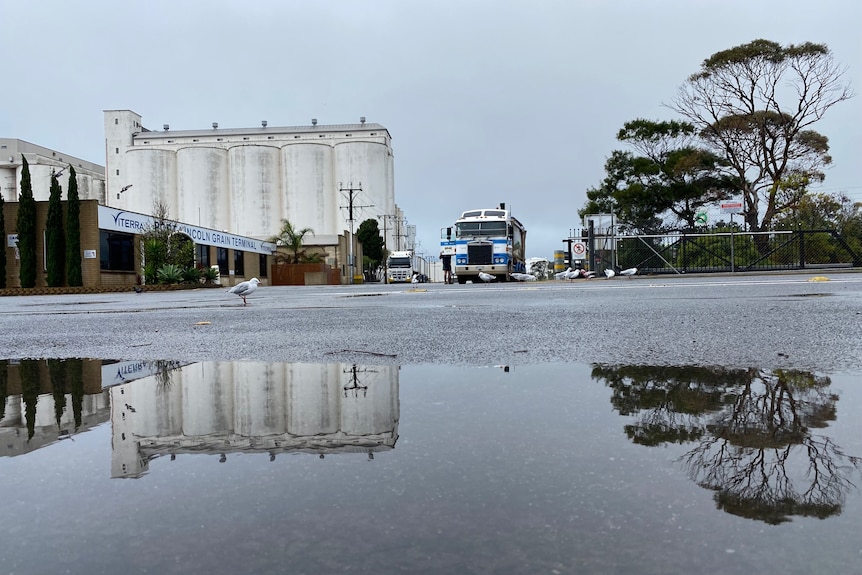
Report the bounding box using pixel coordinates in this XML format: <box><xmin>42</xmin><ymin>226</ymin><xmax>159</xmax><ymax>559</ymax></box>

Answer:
<box><xmin>1</xmin><ymin>113</ymin><xmax>403</xmax><ymax>290</ymax></box>
<box><xmin>103</xmin><ymin>110</ymin><xmax>403</xmax><ymax>264</ymax></box>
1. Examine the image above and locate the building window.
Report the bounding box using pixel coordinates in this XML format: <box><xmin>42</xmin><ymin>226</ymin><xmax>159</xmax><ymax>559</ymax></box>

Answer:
<box><xmin>217</xmin><ymin>247</ymin><xmax>229</xmax><ymax>275</ymax></box>
<box><xmin>259</xmin><ymin>254</ymin><xmax>268</xmax><ymax>278</ymax></box>
<box><xmin>115</xmin><ymin>169</ymin><xmax>119</xmax><ymax>175</ymax></box>
<box><xmin>115</xmin><ymin>148</ymin><xmax>119</xmax><ymax>153</ymax></box>
<box><xmin>234</xmin><ymin>250</ymin><xmax>245</xmax><ymax>276</ymax></box>
<box><xmin>196</xmin><ymin>244</ymin><xmax>210</xmax><ymax>267</ymax></box>
<box><xmin>100</xmin><ymin>231</ymin><xmax>135</xmax><ymax>271</ymax></box>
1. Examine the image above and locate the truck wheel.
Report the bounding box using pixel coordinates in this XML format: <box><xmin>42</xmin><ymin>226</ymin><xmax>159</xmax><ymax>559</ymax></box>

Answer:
<box><xmin>457</xmin><ymin>275</ymin><xmax>467</xmax><ymax>284</ymax></box>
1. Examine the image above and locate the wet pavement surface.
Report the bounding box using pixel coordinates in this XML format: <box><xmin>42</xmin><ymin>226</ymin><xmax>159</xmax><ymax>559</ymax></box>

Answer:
<box><xmin>1</xmin><ymin>272</ymin><xmax>862</xmax><ymax>370</ymax></box>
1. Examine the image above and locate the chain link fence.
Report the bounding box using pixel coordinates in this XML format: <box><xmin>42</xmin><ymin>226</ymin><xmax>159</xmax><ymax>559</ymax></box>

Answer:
<box><xmin>589</xmin><ymin>230</ymin><xmax>862</xmax><ymax>275</ymax></box>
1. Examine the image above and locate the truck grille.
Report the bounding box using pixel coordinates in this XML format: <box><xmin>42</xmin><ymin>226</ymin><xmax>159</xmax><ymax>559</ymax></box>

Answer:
<box><xmin>467</xmin><ymin>243</ymin><xmax>493</xmax><ymax>265</ymax></box>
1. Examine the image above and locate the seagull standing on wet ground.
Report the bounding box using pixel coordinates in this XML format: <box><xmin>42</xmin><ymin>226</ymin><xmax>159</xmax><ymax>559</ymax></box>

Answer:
<box><xmin>228</xmin><ymin>277</ymin><xmax>260</xmax><ymax>305</ymax></box>
<box><xmin>477</xmin><ymin>271</ymin><xmax>495</xmax><ymax>283</ymax></box>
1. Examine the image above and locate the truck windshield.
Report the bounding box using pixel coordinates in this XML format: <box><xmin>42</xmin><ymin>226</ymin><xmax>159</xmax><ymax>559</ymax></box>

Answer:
<box><xmin>388</xmin><ymin>257</ymin><xmax>412</xmax><ymax>268</ymax></box>
<box><xmin>456</xmin><ymin>221</ymin><xmax>507</xmax><ymax>237</ymax></box>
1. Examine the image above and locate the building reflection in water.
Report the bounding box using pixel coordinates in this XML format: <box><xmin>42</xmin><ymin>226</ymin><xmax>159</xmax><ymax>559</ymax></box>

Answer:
<box><xmin>592</xmin><ymin>365</ymin><xmax>862</xmax><ymax>524</ymax></box>
<box><xmin>0</xmin><ymin>359</ymin><xmax>108</xmax><ymax>456</ymax></box>
<box><xmin>107</xmin><ymin>361</ymin><xmax>400</xmax><ymax>479</ymax></box>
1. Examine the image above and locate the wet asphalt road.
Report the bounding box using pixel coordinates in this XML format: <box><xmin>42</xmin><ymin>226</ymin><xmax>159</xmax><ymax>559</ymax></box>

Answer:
<box><xmin>2</xmin><ymin>272</ymin><xmax>861</xmax><ymax>372</ymax></box>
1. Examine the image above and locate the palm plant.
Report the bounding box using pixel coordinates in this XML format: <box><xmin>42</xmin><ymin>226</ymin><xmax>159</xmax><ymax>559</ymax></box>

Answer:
<box><xmin>269</xmin><ymin>219</ymin><xmax>315</xmax><ymax>264</ymax></box>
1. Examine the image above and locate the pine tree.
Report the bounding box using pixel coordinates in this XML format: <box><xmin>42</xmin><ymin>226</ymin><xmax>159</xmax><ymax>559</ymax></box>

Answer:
<box><xmin>0</xmin><ymin>192</ymin><xmax>6</xmax><ymax>289</ymax></box>
<box><xmin>46</xmin><ymin>171</ymin><xmax>66</xmax><ymax>286</ymax></box>
<box><xmin>17</xmin><ymin>156</ymin><xmax>37</xmax><ymax>288</ymax></box>
<box><xmin>65</xmin><ymin>165</ymin><xmax>82</xmax><ymax>286</ymax></box>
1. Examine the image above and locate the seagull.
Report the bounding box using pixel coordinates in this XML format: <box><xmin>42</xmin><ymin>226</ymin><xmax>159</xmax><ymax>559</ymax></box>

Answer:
<box><xmin>619</xmin><ymin>267</ymin><xmax>638</xmax><ymax>277</ymax></box>
<box><xmin>604</xmin><ymin>268</ymin><xmax>616</xmax><ymax>279</ymax></box>
<box><xmin>554</xmin><ymin>267</ymin><xmax>573</xmax><ymax>280</ymax></box>
<box><xmin>511</xmin><ymin>272</ymin><xmax>536</xmax><ymax>281</ymax></box>
<box><xmin>478</xmin><ymin>271</ymin><xmax>495</xmax><ymax>283</ymax></box>
<box><xmin>227</xmin><ymin>277</ymin><xmax>260</xmax><ymax>305</ymax></box>
<box><xmin>583</xmin><ymin>270</ymin><xmax>596</xmax><ymax>279</ymax></box>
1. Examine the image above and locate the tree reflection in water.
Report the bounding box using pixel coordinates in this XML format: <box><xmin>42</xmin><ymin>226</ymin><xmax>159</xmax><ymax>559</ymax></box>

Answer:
<box><xmin>593</xmin><ymin>365</ymin><xmax>862</xmax><ymax>525</ymax></box>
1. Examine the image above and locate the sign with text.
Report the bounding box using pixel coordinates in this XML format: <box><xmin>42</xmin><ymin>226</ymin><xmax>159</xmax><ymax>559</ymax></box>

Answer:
<box><xmin>720</xmin><ymin>201</ymin><xmax>744</xmax><ymax>214</ymax></box>
<box><xmin>98</xmin><ymin>206</ymin><xmax>276</xmax><ymax>255</ymax></box>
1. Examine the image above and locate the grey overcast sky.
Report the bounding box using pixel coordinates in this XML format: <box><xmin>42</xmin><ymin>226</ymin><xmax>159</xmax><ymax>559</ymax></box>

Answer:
<box><xmin>2</xmin><ymin>0</ymin><xmax>860</xmax><ymax>259</ymax></box>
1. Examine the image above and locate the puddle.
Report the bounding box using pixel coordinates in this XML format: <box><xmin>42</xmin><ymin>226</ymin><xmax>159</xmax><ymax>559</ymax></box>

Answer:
<box><xmin>0</xmin><ymin>359</ymin><xmax>860</xmax><ymax>574</ymax></box>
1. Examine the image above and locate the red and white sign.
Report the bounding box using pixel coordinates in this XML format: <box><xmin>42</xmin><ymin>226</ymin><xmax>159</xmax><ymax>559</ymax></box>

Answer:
<box><xmin>720</xmin><ymin>201</ymin><xmax>744</xmax><ymax>214</ymax></box>
<box><xmin>571</xmin><ymin>241</ymin><xmax>587</xmax><ymax>258</ymax></box>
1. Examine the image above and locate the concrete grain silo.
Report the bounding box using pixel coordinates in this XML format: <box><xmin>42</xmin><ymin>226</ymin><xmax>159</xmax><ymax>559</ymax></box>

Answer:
<box><xmin>229</xmin><ymin>145</ymin><xmax>282</xmax><ymax>238</ymax></box>
<box><xmin>126</xmin><ymin>148</ymin><xmax>178</xmax><ymax>217</ymax></box>
<box><xmin>282</xmin><ymin>143</ymin><xmax>337</xmax><ymax>234</ymax></box>
<box><xmin>177</xmin><ymin>147</ymin><xmax>229</xmax><ymax>229</ymax></box>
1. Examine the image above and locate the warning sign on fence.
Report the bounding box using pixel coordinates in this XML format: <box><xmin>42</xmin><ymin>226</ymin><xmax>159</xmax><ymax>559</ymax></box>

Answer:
<box><xmin>720</xmin><ymin>201</ymin><xmax>744</xmax><ymax>214</ymax></box>
<box><xmin>572</xmin><ymin>241</ymin><xmax>586</xmax><ymax>259</ymax></box>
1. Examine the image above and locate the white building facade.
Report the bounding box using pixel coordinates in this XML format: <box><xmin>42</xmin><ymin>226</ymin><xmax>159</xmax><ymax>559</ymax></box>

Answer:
<box><xmin>0</xmin><ymin>139</ymin><xmax>105</xmax><ymax>203</ymax></box>
<box><xmin>103</xmin><ymin>110</ymin><xmax>401</xmax><ymax>249</ymax></box>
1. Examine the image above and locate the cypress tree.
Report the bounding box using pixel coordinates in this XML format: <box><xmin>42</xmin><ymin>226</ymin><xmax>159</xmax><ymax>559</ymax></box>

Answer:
<box><xmin>0</xmin><ymin>192</ymin><xmax>6</xmax><ymax>289</ymax></box>
<box><xmin>17</xmin><ymin>156</ymin><xmax>37</xmax><ymax>288</ymax></box>
<box><xmin>46</xmin><ymin>171</ymin><xmax>65</xmax><ymax>286</ymax></box>
<box><xmin>65</xmin><ymin>165</ymin><xmax>82</xmax><ymax>286</ymax></box>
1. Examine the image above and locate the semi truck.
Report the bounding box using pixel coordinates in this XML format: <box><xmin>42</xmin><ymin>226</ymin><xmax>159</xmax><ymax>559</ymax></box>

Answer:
<box><xmin>386</xmin><ymin>250</ymin><xmax>424</xmax><ymax>283</ymax></box>
<box><xmin>441</xmin><ymin>203</ymin><xmax>527</xmax><ymax>283</ymax></box>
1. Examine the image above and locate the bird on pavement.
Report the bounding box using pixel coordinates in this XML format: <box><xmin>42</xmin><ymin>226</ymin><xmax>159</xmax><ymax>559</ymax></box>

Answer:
<box><xmin>228</xmin><ymin>277</ymin><xmax>260</xmax><ymax>305</ymax></box>
<box><xmin>511</xmin><ymin>272</ymin><xmax>536</xmax><ymax>281</ymax></box>
<box><xmin>604</xmin><ymin>268</ymin><xmax>616</xmax><ymax>279</ymax></box>
<box><xmin>478</xmin><ymin>271</ymin><xmax>495</xmax><ymax>283</ymax></box>
<box><xmin>554</xmin><ymin>267</ymin><xmax>573</xmax><ymax>280</ymax></box>
<box><xmin>619</xmin><ymin>267</ymin><xmax>638</xmax><ymax>277</ymax></box>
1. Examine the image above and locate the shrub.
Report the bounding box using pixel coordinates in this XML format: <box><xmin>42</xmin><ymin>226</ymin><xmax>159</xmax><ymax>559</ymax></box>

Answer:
<box><xmin>202</xmin><ymin>266</ymin><xmax>220</xmax><ymax>284</ymax></box>
<box><xmin>156</xmin><ymin>263</ymin><xmax>184</xmax><ymax>284</ymax></box>
<box><xmin>182</xmin><ymin>266</ymin><xmax>203</xmax><ymax>284</ymax></box>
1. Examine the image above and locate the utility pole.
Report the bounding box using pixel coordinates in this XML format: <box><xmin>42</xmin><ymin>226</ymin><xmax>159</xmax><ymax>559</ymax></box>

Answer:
<box><xmin>378</xmin><ymin>214</ymin><xmax>391</xmax><ymax>282</ymax></box>
<box><xmin>339</xmin><ymin>182</ymin><xmax>372</xmax><ymax>284</ymax></box>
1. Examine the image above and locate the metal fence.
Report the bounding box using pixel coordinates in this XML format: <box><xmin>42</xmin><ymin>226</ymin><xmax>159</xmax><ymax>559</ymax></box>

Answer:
<box><xmin>590</xmin><ymin>230</ymin><xmax>862</xmax><ymax>275</ymax></box>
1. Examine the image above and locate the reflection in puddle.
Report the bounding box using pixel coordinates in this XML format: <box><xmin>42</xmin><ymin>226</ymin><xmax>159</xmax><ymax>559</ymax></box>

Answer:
<box><xmin>592</xmin><ymin>365</ymin><xmax>862</xmax><ymax>524</ymax></box>
<box><xmin>1</xmin><ymin>359</ymin><xmax>858</xmax><ymax>522</ymax></box>
<box><xmin>107</xmin><ymin>361</ymin><xmax>398</xmax><ymax>478</ymax></box>
<box><xmin>0</xmin><ymin>359</ymin><xmax>107</xmax><ymax>455</ymax></box>
<box><xmin>1</xmin><ymin>359</ymin><xmax>861</xmax><ymax>573</ymax></box>
<box><xmin>1</xmin><ymin>359</ymin><xmax>399</xmax><ymax>478</ymax></box>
